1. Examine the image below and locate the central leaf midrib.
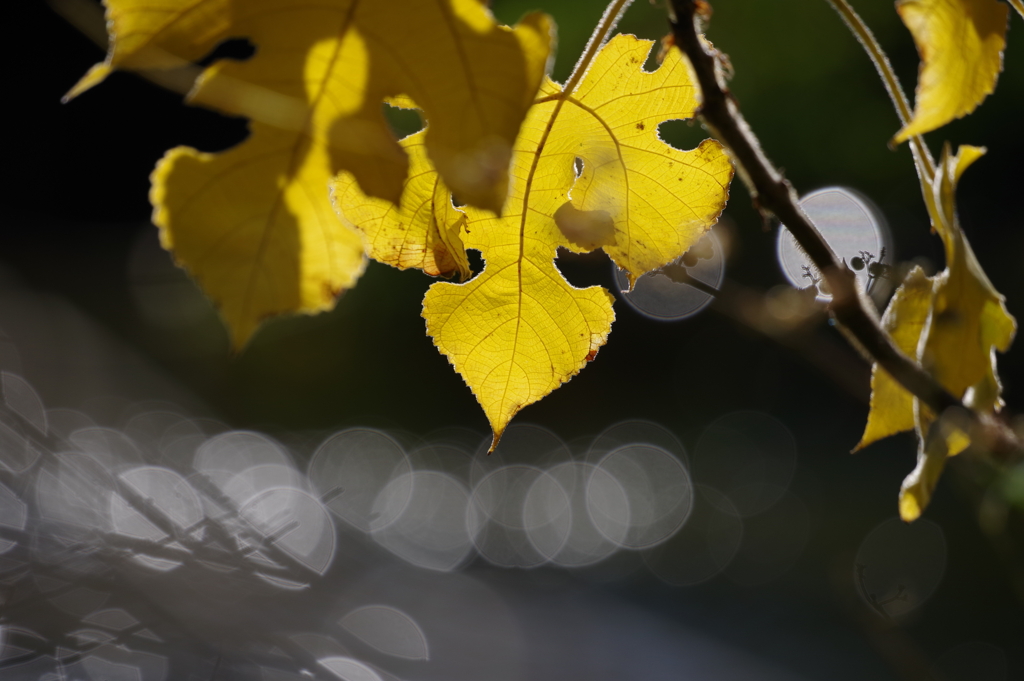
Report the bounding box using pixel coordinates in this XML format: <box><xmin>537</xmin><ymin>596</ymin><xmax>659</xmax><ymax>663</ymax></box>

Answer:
<box><xmin>241</xmin><ymin>0</ymin><xmax>361</xmax><ymax>323</ymax></box>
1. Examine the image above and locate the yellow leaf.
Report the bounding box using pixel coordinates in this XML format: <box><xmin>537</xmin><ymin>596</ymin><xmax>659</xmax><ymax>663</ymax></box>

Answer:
<box><xmin>72</xmin><ymin>0</ymin><xmax>554</xmax><ymax>346</ymax></box>
<box><xmin>855</xmin><ymin>266</ymin><xmax>935</xmax><ymax>451</ymax></box>
<box><xmin>421</xmin><ymin>35</ymin><xmax>733</xmax><ymax>446</ymax></box>
<box><xmin>921</xmin><ymin>144</ymin><xmax>1016</xmax><ymax>413</ymax></box>
<box><xmin>332</xmin><ymin>130</ymin><xmax>471</xmax><ymax>281</ymax></box>
<box><xmin>153</xmin><ymin>123</ymin><xmax>368</xmax><ymax>348</ymax></box>
<box><xmin>899</xmin><ymin>426</ymin><xmax>949</xmax><ymax>521</ymax></box>
<box><xmin>894</xmin><ymin>0</ymin><xmax>1009</xmax><ymax>143</ymax></box>
<box><xmin>862</xmin><ymin>144</ymin><xmax>1016</xmax><ymax>518</ymax></box>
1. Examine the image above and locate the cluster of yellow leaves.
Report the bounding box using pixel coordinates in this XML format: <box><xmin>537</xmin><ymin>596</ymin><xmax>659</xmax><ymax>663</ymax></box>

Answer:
<box><xmin>853</xmin><ymin>0</ymin><xmax>1020</xmax><ymax>520</ymax></box>
<box><xmin>334</xmin><ymin>35</ymin><xmax>733</xmax><ymax>446</ymax></box>
<box><xmin>894</xmin><ymin>0</ymin><xmax>1017</xmax><ymax>142</ymax></box>
<box><xmin>858</xmin><ymin>145</ymin><xmax>1016</xmax><ymax>520</ymax></box>
<box><xmin>70</xmin><ymin>0</ymin><xmax>553</xmax><ymax>347</ymax></box>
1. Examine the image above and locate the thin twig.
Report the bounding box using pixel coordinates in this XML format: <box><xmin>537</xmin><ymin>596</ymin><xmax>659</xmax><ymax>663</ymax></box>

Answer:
<box><xmin>666</xmin><ymin>0</ymin><xmax>1021</xmax><ymax>460</ymax></box>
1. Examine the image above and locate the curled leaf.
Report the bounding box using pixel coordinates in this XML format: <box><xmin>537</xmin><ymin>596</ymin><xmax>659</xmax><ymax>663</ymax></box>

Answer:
<box><xmin>333</xmin><ymin>130</ymin><xmax>471</xmax><ymax>281</ymax></box>
<box><xmin>894</xmin><ymin>0</ymin><xmax>1009</xmax><ymax>143</ymax></box>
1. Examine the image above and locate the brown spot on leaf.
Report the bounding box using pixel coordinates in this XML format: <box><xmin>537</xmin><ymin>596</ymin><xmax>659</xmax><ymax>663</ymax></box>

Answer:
<box><xmin>554</xmin><ymin>202</ymin><xmax>615</xmax><ymax>250</ymax></box>
<box><xmin>585</xmin><ymin>349</ymin><xmax>598</xmax><ymax>362</ymax></box>
<box><xmin>636</xmin><ymin>122</ymin><xmax>645</xmax><ymax>130</ymax></box>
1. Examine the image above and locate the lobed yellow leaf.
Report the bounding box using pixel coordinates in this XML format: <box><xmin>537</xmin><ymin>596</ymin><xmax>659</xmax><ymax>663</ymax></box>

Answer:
<box><xmin>332</xmin><ymin>130</ymin><xmax>471</xmax><ymax>281</ymax></box>
<box><xmin>71</xmin><ymin>0</ymin><xmax>554</xmax><ymax>347</ymax></box>
<box><xmin>418</xmin><ymin>35</ymin><xmax>732</xmax><ymax>446</ymax></box>
<box><xmin>152</xmin><ymin>123</ymin><xmax>368</xmax><ymax>348</ymax></box>
<box><xmin>894</xmin><ymin>0</ymin><xmax>1009</xmax><ymax>143</ymax></box>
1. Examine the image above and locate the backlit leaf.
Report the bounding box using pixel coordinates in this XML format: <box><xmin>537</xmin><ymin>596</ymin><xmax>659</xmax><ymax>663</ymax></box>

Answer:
<box><xmin>894</xmin><ymin>0</ymin><xmax>1009</xmax><ymax>143</ymax></box>
<box><xmin>71</xmin><ymin>0</ymin><xmax>553</xmax><ymax>347</ymax></box>
<box><xmin>855</xmin><ymin>266</ymin><xmax>934</xmax><ymax>451</ymax></box>
<box><xmin>351</xmin><ymin>35</ymin><xmax>731</xmax><ymax>446</ymax></box>
<box><xmin>860</xmin><ymin>144</ymin><xmax>1016</xmax><ymax>520</ymax></box>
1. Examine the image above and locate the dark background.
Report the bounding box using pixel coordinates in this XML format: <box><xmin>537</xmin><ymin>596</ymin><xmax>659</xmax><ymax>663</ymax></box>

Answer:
<box><xmin>5</xmin><ymin>1</ymin><xmax>1024</xmax><ymax>679</ymax></box>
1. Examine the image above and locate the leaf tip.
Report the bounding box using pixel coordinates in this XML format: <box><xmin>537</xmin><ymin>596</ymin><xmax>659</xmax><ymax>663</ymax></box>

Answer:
<box><xmin>898</xmin><ymin>489</ymin><xmax>923</xmax><ymax>523</ymax></box>
<box><xmin>63</xmin><ymin>63</ymin><xmax>112</xmax><ymax>103</ymax></box>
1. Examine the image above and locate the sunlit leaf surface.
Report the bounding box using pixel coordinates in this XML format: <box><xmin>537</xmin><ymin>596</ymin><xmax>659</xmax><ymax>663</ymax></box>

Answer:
<box><xmin>894</xmin><ymin>0</ymin><xmax>1009</xmax><ymax>142</ymax></box>
<box><xmin>336</xmin><ymin>35</ymin><xmax>732</xmax><ymax>446</ymax></box>
<box><xmin>71</xmin><ymin>0</ymin><xmax>553</xmax><ymax>347</ymax></box>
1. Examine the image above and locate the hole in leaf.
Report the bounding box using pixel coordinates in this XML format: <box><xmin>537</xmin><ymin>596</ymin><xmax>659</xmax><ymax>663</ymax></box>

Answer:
<box><xmin>382</xmin><ymin>103</ymin><xmax>424</xmax><ymax>140</ymax></box>
<box><xmin>198</xmin><ymin>38</ymin><xmax>256</xmax><ymax>67</ymax></box>
<box><xmin>657</xmin><ymin>120</ymin><xmax>706</xmax><ymax>152</ymax></box>
<box><xmin>467</xmin><ymin>249</ymin><xmax>484</xmax><ymax>276</ymax></box>
<box><xmin>573</xmin><ymin>157</ymin><xmax>584</xmax><ymax>178</ymax></box>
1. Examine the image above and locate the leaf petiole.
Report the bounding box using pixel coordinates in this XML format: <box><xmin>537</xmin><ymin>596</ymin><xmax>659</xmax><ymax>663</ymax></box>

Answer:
<box><xmin>562</xmin><ymin>0</ymin><xmax>636</xmax><ymax>94</ymax></box>
<box><xmin>825</xmin><ymin>0</ymin><xmax>941</xmax><ymax>226</ymax></box>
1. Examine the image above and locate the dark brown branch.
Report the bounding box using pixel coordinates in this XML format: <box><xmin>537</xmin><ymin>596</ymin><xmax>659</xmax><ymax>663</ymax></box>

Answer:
<box><xmin>667</xmin><ymin>0</ymin><xmax>1021</xmax><ymax>460</ymax></box>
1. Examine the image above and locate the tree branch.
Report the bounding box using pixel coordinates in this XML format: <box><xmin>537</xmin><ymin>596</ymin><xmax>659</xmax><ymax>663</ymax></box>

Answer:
<box><xmin>666</xmin><ymin>0</ymin><xmax>1021</xmax><ymax>460</ymax></box>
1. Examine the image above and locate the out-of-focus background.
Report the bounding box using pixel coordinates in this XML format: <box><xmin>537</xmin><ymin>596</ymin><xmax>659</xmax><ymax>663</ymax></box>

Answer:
<box><xmin>2</xmin><ymin>1</ymin><xmax>1023</xmax><ymax>679</ymax></box>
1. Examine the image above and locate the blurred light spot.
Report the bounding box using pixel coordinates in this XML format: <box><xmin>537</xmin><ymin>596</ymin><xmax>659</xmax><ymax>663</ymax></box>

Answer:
<box><xmin>123</xmin><ymin>410</ymin><xmax>188</xmax><ymax>457</ymax></box>
<box><xmin>693</xmin><ymin>411</ymin><xmax>797</xmax><ymax>517</ymax></box>
<box><xmin>118</xmin><ymin>466</ymin><xmax>204</xmax><ymax>530</ymax></box>
<box><xmin>855</xmin><ymin>516</ymin><xmax>947</xmax><ymax>617</ymax></box>
<box><xmin>64</xmin><ymin>644</ymin><xmax>168</xmax><ymax>681</ymax></box>
<box><xmin>3</xmin><ymin>372</ymin><xmax>47</xmax><ymax>435</ymax></box>
<box><xmin>933</xmin><ymin>641</ymin><xmax>1007</xmax><ymax>681</ymax></box>
<box><xmin>82</xmin><ymin>608</ymin><xmax>139</xmax><ymax>632</ymax></box>
<box><xmin>643</xmin><ymin>485</ymin><xmax>743</xmax><ymax>585</ymax></box>
<box><xmin>339</xmin><ymin>605</ymin><xmax>429</xmax><ymax>660</ymax></box>
<box><xmin>0</xmin><ymin>416</ymin><xmax>41</xmax><ymax>475</ymax></box>
<box><xmin>723</xmin><ymin>489</ymin><xmax>809</xmax><ymax>586</ymax></box>
<box><xmin>47</xmin><ymin>586</ymin><xmax>110</xmax><ymax>617</ymax></box>
<box><xmin>319</xmin><ymin>656</ymin><xmax>383</xmax><ymax>681</ymax></box>
<box><xmin>46</xmin><ymin>408</ymin><xmax>96</xmax><ymax>440</ymax></box>
<box><xmin>195</xmin><ymin>431</ymin><xmax>294</xmax><ymax>478</ymax></box>
<box><xmin>543</xmin><ymin>462</ymin><xmax>620</xmax><ymax>567</ymax></box>
<box><xmin>408</xmin><ymin>442</ymin><xmax>474</xmax><ymax>482</ymax></box>
<box><xmin>371</xmin><ymin>471</ymin><xmax>472</xmax><ymax>572</ymax></box>
<box><xmin>308</xmin><ymin>428</ymin><xmax>410</xmax><ymax>532</ymax></box>
<box><xmin>71</xmin><ymin>628</ymin><xmax>117</xmax><ymax>646</ymax></box>
<box><xmin>240</xmin><ymin>488</ymin><xmax>336</xmax><ymax>576</ymax></box>
<box><xmin>467</xmin><ymin>466</ymin><xmax>563</xmax><ymax>568</ymax></box>
<box><xmin>777</xmin><ymin>187</ymin><xmax>891</xmax><ymax>301</ymax></box>
<box><xmin>591</xmin><ymin>445</ymin><xmax>693</xmax><ymax>549</ymax></box>
<box><xmin>588</xmin><ymin>419</ymin><xmax>688</xmax><ymax>465</ymax></box>
<box><xmin>220</xmin><ymin>463</ymin><xmax>308</xmax><ymax>507</ymax></box>
<box><xmin>70</xmin><ymin>427</ymin><xmax>143</xmax><ymax>467</ymax></box>
<box><xmin>290</xmin><ymin>632</ymin><xmax>348</xmax><ymax>659</ymax></box>
<box><xmin>523</xmin><ymin>470</ymin><xmax>572</xmax><ymax>560</ymax></box>
<box><xmin>613</xmin><ymin>229</ymin><xmax>724</xmax><ymax>321</ymax></box>
<box><xmin>36</xmin><ymin>452</ymin><xmax>114</xmax><ymax>532</ymax></box>
<box><xmin>0</xmin><ymin>482</ymin><xmax>27</xmax><ymax>555</ymax></box>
